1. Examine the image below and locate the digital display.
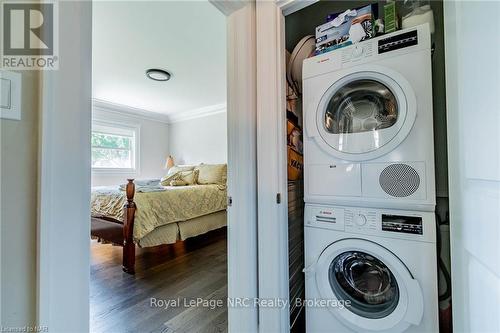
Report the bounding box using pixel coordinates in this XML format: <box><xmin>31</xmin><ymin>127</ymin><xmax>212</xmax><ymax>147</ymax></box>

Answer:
<box><xmin>378</xmin><ymin>30</ymin><xmax>418</xmax><ymax>54</ymax></box>
<box><xmin>382</xmin><ymin>214</ymin><xmax>423</xmax><ymax>235</ymax></box>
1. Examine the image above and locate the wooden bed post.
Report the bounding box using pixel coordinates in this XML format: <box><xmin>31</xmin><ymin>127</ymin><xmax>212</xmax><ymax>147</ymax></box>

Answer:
<box><xmin>123</xmin><ymin>179</ymin><xmax>136</xmax><ymax>274</ymax></box>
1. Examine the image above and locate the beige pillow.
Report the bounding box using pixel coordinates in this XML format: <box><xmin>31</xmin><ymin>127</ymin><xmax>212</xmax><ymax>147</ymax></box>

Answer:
<box><xmin>196</xmin><ymin>164</ymin><xmax>227</xmax><ymax>185</ymax></box>
<box><xmin>161</xmin><ymin>168</ymin><xmax>198</xmax><ymax>186</ymax></box>
<box><xmin>175</xmin><ymin>169</ymin><xmax>199</xmax><ymax>185</ymax></box>
<box><xmin>170</xmin><ymin>179</ymin><xmax>189</xmax><ymax>186</ymax></box>
<box><xmin>160</xmin><ymin>172</ymin><xmax>180</xmax><ymax>186</ymax></box>
<box><xmin>167</xmin><ymin>165</ymin><xmax>195</xmax><ymax>176</ymax></box>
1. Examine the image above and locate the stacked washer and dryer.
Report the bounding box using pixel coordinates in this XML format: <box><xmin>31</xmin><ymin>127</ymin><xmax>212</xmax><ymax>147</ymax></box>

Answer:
<box><xmin>302</xmin><ymin>24</ymin><xmax>439</xmax><ymax>332</ymax></box>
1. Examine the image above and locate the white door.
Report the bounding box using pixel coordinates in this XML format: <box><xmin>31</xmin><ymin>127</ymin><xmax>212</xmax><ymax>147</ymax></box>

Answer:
<box><xmin>306</xmin><ymin>66</ymin><xmax>417</xmax><ymax>162</ymax></box>
<box><xmin>315</xmin><ymin>239</ymin><xmax>423</xmax><ymax>332</ymax></box>
<box><xmin>444</xmin><ymin>1</ymin><xmax>500</xmax><ymax>332</ymax></box>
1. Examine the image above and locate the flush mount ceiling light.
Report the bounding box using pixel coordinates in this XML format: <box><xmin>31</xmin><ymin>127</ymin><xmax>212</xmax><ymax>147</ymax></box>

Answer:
<box><xmin>146</xmin><ymin>69</ymin><xmax>171</xmax><ymax>82</ymax></box>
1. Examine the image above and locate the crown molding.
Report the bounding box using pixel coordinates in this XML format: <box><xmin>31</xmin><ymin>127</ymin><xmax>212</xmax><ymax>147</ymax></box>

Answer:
<box><xmin>92</xmin><ymin>99</ymin><xmax>171</xmax><ymax>124</ymax></box>
<box><xmin>93</xmin><ymin>99</ymin><xmax>226</xmax><ymax>124</ymax></box>
<box><xmin>167</xmin><ymin>103</ymin><xmax>227</xmax><ymax>124</ymax></box>
<box><xmin>209</xmin><ymin>0</ymin><xmax>247</xmax><ymax>16</ymax></box>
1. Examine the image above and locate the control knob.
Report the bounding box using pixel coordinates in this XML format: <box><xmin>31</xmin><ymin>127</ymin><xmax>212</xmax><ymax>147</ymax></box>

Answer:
<box><xmin>355</xmin><ymin>214</ymin><xmax>367</xmax><ymax>226</ymax></box>
<box><xmin>352</xmin><ymin>45</ymin><xmax>364</xmax><ymax>58</ymax></box>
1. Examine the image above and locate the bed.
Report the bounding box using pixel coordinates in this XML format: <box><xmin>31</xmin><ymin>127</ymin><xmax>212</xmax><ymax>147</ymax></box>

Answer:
<box><xmin>90</xmin><ymin>174</ymin><xmax>227</xmax><ymax>274</ymax></box>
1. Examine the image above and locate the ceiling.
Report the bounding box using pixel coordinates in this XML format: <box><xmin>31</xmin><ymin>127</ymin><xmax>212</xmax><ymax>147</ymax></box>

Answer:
<box><xmin>92</xmin><ymin>1</ymin><xmax>226</xmax><ymax>116</ymax></box>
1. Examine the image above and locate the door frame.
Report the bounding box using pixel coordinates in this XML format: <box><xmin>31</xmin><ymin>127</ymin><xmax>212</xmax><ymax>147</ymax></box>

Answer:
<box><xmin>256</xmin><ymin>1</ymin><xmax>317</xmax><ymax>331</ymax></box>
<box><xmin>37</xmin><ymin>1</ymin><xmax>258</xmax><ymax>332</ymax></box>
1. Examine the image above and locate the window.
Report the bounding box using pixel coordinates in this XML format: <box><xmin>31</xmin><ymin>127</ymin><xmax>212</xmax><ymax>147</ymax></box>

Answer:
<box><xmin>91</xmin><ymin>121</ymin><xmax>139</xmax><ymax>173</ymax></box>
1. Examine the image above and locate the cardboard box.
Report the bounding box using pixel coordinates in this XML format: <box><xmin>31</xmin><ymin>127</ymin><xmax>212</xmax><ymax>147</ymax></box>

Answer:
<box><xmin>287</xmin><ymin>146</ymin><xmax>303</xmax><ymax>181</ymax></box>
<box><xmin>315</xmin><ymin>4</ymin><xmax>377</xmax><ymax>54</ymax></box>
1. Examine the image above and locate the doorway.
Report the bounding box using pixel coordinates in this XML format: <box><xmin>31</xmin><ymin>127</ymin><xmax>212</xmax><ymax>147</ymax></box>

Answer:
<box><xmin>90</xmin><ymin>2</ymin><xmax>228</xmax><ymax>331</ymax></box>
<box><xmin>37</xmin><ymin>2</ymin><xmax>257</xmax><ymax>332</ymax></box>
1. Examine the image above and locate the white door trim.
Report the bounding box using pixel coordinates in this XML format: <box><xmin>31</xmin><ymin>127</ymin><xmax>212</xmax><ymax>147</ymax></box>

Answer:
<box><xmin>255</xmin><ymin>0</ymin><xmax>318</xmax><ymax>331</ymax></box>
<box><xmin>256</xmin><ymin>1</ymin><xmax>289</xmax><ymax>331</ymax></box>
<box><xmin>226</xmin><ymin>3</ymin><xmax>259</xmax><ymax>332</ymax></box>
<box><xmin>37</xmin><ymin>1</ymin><xmax>258</xmax><ymax>332</ymax></box>
<box><xmin>277</xmin><ymin>0</ymin><xmax>319</xmax><ymax>16</ymax></box>
<box><xmin>256</xmin><ymin>0</ymin><xmax>321</xmax><ymax>331</ymax></box>
<box><xmin>37</xmin><ymin>2</ymin><xmax>92</xmax><ymax>331</ymax></box>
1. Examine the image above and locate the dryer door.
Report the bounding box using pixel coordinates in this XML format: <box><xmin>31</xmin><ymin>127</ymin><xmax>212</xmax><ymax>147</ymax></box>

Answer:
<box><xmin>315</xmin><ymin>238</ymin><xmax>424</xmax><ymax>332</ymax></box>
<box><xmin>314</xmin><ymin>67</ymin><xmax>416</xmax><ymax>161</ymax></box>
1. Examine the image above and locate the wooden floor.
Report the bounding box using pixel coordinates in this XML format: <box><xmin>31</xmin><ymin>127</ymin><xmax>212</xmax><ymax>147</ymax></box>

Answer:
<box><xmin>90</xmin><ymin>229</ymin><xmax>228</xmax><ymax>333</ymax></box>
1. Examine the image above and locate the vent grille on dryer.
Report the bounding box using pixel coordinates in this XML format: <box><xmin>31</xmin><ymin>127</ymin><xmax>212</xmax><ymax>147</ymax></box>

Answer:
<box><xmin>379</xmin><ymin>164</ymin><xmax>420</xmax><ymax>197</ymax></box>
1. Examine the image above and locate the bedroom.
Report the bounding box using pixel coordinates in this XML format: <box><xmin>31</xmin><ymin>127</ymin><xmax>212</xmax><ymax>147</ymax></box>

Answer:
<box><xmin>89</xmin><ymin>1</ymin><xmax>228</xmax><ymax>332</ymax></box>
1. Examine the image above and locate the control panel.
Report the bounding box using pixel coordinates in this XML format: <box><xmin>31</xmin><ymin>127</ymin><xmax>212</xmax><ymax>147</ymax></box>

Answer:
<box><xmin>305</xmin><ymin>204</ymin><xmax>429</xmax><ymax>240</ymax></box>
<box><xmin>303</xmin><ymin>25</ymin><xmax>430</xmax><ymax>81</ymax></box>
<box><xmin>340</xmin><ymin>28</ymin><xmax>418</xmax><ymax>64</ymax></box>
<box><xmin>306</xmin><ymin>205</ymin><xmax>345</xmax><ymax>231</ymax></box>
<box><xmin>341</xmin><ymin>42</ymin><xmax>374</xmax><ymax>64</ymax></box>
<box><xmin>378</xmin><ymin>29</ymin><xmax>418</xmax><ymax>54</ymax></box>
<box><xmin>382</xmin><ymin>214</ymin><xmax>423</xmax><ymax>235</ymax></box>
<box><xmin>344</xmin><ymin>208</ymin><xmax>378</xmax><ymax>232</ymax></box>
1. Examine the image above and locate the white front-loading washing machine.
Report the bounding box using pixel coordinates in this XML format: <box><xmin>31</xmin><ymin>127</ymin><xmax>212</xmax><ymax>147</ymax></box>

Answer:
<box><xmin>304</xmin><ymin>204</ymin><xmax>438</xmax><ymax>333</ymax></box>
<box><xmin>302</xmin><ymin>24</ymin><xmax>435</xmax><ymax>211</ymax></box>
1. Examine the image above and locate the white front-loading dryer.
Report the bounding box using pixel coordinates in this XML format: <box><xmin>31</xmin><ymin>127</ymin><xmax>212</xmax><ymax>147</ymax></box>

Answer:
<box><xmin>302</xmin><ymin>24</ymin><xmax>435</xmax><ymax>211</ymax></box>
<box><xmin>304</xmin><ymin>204</ymin><xmax>439</xmax><ymax>333</ymax></box>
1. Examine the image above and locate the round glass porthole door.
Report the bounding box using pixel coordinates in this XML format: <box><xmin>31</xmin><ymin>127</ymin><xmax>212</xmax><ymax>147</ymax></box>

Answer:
<box><xmin>315</xmin><ymin>70</ymin><xmax>416</xmax><ymax>161</ymax></box>
<box><xmin>324</xmin><ymin>80</ymin><xmax>398</xmax><ymax>135</ymax></box>
<box><xmin>314</xmin><ymin>238</ymin><xmax>424</xmax><ymax>332</ymax></box>
<box><xmin>329</xmin><ymin>251</ymin><xmax>399</xmax><ymax>319</ymax></box>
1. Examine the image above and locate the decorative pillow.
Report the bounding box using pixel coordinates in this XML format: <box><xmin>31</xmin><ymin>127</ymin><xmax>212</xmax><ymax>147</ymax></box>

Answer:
<box><xmin>161</xmin><ymin>169</ymin><xmax>198</xmax><ymax>186</ymax></box>
<box><xmin>170</xmin><ymin>179</ymin><xmax>189</xmax><ymax>186</ymax></box>
<box><xmin>195</xmin><ymin>164</ymin><xmax>227</xmax><ymax>185</ymax></box>
<box><xmin>160</xmin><ymin>172</ymin><xmax>180</xmax><ymax>186</ymax></box>
<box><xmin>167</xmin><ymin>165</ymin><xmax>195</xmax><ymax>176</ymax></box>
<box><xmin>176</xmin><ymin>169</ymin><xmax>199</xmax><ymax>185</ymax></box>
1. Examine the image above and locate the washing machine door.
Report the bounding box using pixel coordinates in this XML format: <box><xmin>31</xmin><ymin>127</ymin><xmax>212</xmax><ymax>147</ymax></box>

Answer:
<box><xmin>314</xmin><ymin>238</ymin><xmax>424</xmax><ymax>332</ymax></box>
<box><xmin>313</xmin><ymin>66</ymin><xmax>417</xmax><ymax>161</ymax></box>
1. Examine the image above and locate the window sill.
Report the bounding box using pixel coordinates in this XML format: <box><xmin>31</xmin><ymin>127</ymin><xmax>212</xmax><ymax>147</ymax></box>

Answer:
<box><xmin>91</xmin><ymin>168</ymin><xmax>139</xmax><ymax>175</ymax></box>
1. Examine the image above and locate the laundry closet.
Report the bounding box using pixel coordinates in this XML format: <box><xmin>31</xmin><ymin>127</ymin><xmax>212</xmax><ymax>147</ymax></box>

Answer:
<box><xmin>283</xmin><ymin>1</ymin><xmax>451</xmax><ymax>332</ymax></box>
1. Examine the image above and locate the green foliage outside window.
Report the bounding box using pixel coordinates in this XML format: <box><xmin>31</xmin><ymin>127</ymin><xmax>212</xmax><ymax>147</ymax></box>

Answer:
<box><xmin>91</xmin><ymin>132</ymin><xmax>133</xmax><ymax>169</ymax></box>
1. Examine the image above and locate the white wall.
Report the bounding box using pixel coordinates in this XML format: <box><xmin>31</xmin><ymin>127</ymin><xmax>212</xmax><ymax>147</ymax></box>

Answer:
<box><xmin>1</xmin><ymin>71</ymin><xmax>39</xmax><ymax>328</ymax></box>
<box><xmin>92</xmin><ymin>107</ymin><xmax>169</xmax><ymax>186</ymax></box>
<box><xmin>168</xmin><ymin>112</ymin><xmax>227</xmax><ymax>165</ymax></box>
<box><xmin>92</xmin><ymin>107</ymin><xmax>227</xmax><ymax>185</ymax></box>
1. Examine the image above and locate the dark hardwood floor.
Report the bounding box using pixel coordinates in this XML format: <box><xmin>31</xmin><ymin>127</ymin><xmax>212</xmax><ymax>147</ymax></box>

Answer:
<box><xmin>90</xmin><ymin>228</ymin><xmax>228</xmax><ymax>333</ymax></box>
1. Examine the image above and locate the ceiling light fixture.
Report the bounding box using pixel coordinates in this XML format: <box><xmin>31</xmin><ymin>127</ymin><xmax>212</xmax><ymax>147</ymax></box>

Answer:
<box><xmin>146</xmin><ymin>68</ymin><xmax>171</xmax><ymax>82</ymax></box>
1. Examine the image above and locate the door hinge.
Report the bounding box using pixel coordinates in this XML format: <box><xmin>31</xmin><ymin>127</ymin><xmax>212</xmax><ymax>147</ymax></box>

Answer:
<box><xmin>227</xmin><ymin>196</ymin><xmax>233</xmax><ymax>207</ymax></box>
<box><xmin>276</xmin><ymin>193</ymin><xmax>281</xmax><ymax>204</ymax></box>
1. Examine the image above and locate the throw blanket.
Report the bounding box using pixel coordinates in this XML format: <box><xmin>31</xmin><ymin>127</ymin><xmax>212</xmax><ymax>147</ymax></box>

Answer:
<box><xmin>119</xmin><ymin>185</ymin><xmax>165</xmax><ymax>193</ymax></box>
<box><xmin>118</xmin><ymin>179</ymin><xmax>161</xmax><ymax>191</ymax></box>
<box><xmin>91</xmin><ymin>184</ymin><xmax>227</xmax><ymax>241</ymax></box>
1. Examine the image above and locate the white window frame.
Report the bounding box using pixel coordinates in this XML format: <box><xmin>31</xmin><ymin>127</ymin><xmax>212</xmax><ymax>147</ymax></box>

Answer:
<box><xmin>91</xmin><ymin>119</ymin><xmax>140</xmax><ymax>174</ymax></box>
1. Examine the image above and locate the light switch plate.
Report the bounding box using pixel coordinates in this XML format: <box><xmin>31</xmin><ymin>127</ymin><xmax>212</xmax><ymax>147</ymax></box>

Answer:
<box><xmin>0</xmin><ymin>70</ymin><xmax>22</xmax><ymax>121</ymax></box>
<box><xmin>0</xmin><ymin>79</ymin><xmax>11</xmax><ymax>109</ymax></box>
